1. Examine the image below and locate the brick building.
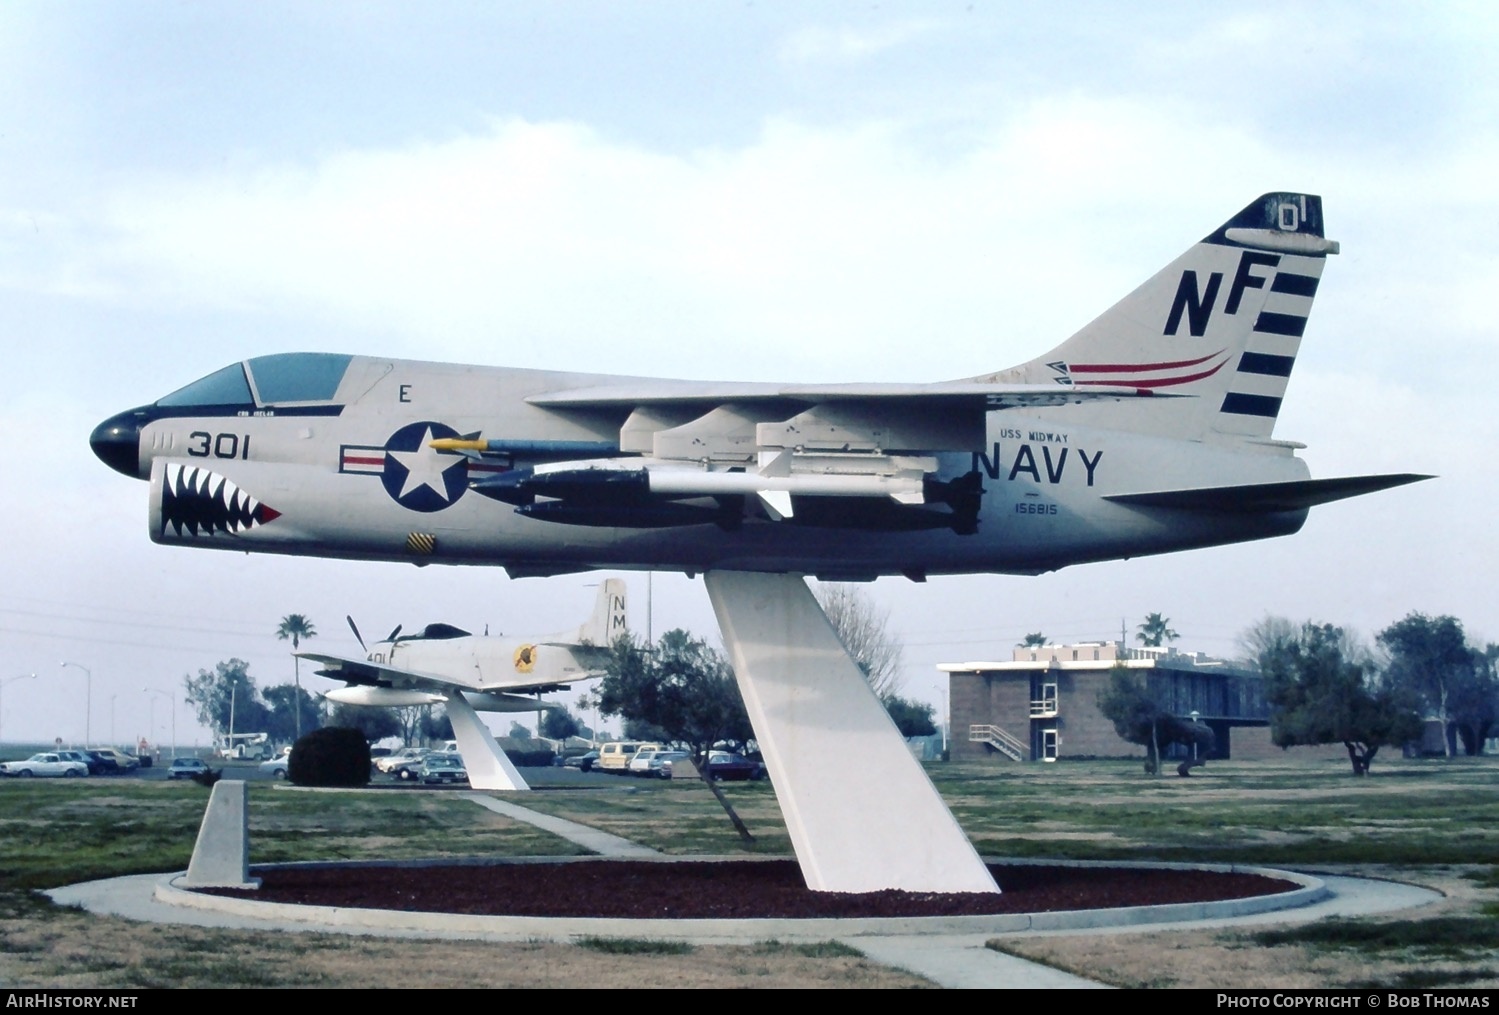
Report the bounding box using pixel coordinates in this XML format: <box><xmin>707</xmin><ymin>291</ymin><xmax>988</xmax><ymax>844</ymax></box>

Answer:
<box><xmin>941</xmin><ymin>641</ymin><xmax>1268</xmax><ymax>763</ymax></box>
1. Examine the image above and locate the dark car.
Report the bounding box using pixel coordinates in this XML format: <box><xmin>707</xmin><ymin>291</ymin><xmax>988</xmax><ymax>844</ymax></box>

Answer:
<box><xmin>704</xmin><ymin>752</ymin><xmax>767</xmax><ymax>781</ymax></box>
<box><xmin>166</xmin><ymin>757</ymin><xmax>210</xmax><ymax>780</ymax></box>
<box><xmin>563</xmin><ymin>750</ymin><xmax>599</xmax><ymax>772</ymax></box>
<box><xmin>419</xmin><ymin>753</ymin><xmax>468</xmax><ymax>785</ymax></box>
<box><xmin>54</xmin><ymin>750</ymin><xmax>107</xmax><ymax>775</ymax></box>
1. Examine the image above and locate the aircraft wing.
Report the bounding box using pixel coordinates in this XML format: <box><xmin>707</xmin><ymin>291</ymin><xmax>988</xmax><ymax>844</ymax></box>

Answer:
<box><xmin>297</xmin><ymin>650</ymin><xmax>591</xmax><ymax>697</ymax></box>
<box><xmin>297</xmin><ymin>651</ymin><xmax>482</xmax><ymax>692</ymax></box>
<box><xmin>1104</xmin><ymin>474</ymin><xmax>1432</xmax><ymax>513</ymax></box>
<box><xmin>527</xmin><ymin>380</ymin><xmax>1174</xmax><ymax>410</ymax></box>
<box><xmin>462</xmin><ymin>380</ymin><xmax>1181</xmax><ymax>535</ymax></box>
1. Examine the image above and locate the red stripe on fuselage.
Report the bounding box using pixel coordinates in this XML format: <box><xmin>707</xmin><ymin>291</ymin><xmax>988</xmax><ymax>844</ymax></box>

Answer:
<box><xmin>1068</xmin><ymin>351</ymin><xmax>1223</xmax><ymax>374</ymax></box>
<box><xmin>1079</xmin><ymin>358</ymin><xmax>1228</xmax><ymax>389</ymax></box>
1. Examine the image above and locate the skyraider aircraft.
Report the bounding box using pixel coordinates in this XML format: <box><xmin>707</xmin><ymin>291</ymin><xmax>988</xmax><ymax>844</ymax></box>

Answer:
<box><xmin>301</xmin><ymin>579</ymin><xmax>625</xmax><ymax>791</ymax></box>
<box><xmin>91</xmin><ymin>193</ymin><xmax>1421</xmax><ymax>580</ymax></box>
<box><xmin>91</xmin><ymin>193</ymin><xmax>1426</xmax><ymax>895</ymax></box>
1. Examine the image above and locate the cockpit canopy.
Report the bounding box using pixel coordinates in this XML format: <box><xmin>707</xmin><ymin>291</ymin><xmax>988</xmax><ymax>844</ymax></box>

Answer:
<box><xmin>156</xmin><ymin>353</ymin><xmax>353</xmax><ymax>408</ymax></box>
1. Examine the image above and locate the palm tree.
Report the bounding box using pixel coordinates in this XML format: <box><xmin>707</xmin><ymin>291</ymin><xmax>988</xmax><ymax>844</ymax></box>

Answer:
<box><xmin>1020</xmin><ymin>632</ymin><xmax>1048</xmax><ymax>648</ymax></box>
<box><xmin>1136</xmin><ymin>612</ymin><xmax>1180</xmax><ymax>648</ymax></box>
<box><xmin>276</xmin><ymin>614</ymin><xmax>317</xmax><ymax>739</ymax></box>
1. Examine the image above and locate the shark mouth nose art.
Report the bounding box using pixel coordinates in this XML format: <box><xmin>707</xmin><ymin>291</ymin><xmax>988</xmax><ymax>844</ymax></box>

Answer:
<box><xmin>160</xmin><ymin>463</ymin><xmax>281</xmax><ymax>538</ymax></box>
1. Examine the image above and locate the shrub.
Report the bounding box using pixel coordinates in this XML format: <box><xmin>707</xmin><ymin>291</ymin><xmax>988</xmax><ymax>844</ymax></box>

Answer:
<box><xmin>288</xmin><ymin>727</ymin><xmax>371</xmax><ymax>787</ymax></box>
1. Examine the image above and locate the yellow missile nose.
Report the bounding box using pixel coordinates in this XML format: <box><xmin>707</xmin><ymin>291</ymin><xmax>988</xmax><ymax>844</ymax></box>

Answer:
<box><xmin>428</xmin><ymin>437</ymin><xmax>487</xmax><ymax>452</ymax></box>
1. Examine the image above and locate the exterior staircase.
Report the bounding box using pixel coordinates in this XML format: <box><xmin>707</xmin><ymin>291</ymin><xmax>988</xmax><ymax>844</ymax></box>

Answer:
<box><xmin>969</xmin><ymin>724</ymin><xmax>1026</xmax><ymax>762</ymax></box>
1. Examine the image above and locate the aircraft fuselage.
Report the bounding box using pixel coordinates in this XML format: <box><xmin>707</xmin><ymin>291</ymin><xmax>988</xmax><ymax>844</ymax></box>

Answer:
<box><xmin>93</xmin><ymin>354</ymin><xmax>1309</xmax><ymax>581</ymax></box>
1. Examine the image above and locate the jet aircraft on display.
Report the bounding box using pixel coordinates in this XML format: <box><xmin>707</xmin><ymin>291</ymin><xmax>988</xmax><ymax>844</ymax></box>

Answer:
<box><xmin>92</xmin><ymin>193</ymin><xmax>1425</xmax><ymax>894</ymax></box>
<box><xmin>301</xmin><ymin>579</ymin><xmax>625</xmax><ymax>791</ymax></box>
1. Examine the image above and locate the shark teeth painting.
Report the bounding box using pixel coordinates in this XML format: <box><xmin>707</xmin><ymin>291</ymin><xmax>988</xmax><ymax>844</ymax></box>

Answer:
<box><xmin>159</xmin><ymin>463</ymin><xmax>280</xmax><ymax>538</ymax></box>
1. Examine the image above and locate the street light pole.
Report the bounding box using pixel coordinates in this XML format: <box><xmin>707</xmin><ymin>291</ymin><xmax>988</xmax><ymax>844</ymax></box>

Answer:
<box><xmin>143</xmin><ymin>688</ymin><xmax>176</xmax><ymax>759</ymax></box>
<box><xmin>60</xmin><ymin>662</ymin><xmax>92</xmax><ymax>746</ymax></box>
<box><xmin>1</xmin><ymin>674</ymin><xmax>37</xmax><ymax>743</ymax></box>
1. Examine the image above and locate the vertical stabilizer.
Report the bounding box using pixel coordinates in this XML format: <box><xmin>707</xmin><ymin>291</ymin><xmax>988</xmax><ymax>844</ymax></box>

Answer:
<box><xmin>572</xmin><ymin>577</ymin><xmax>627</xmax><ymax>646</ymax></box>
<box><xmin>976</xmin><ymin>193</ymin><xmax>1339</xmax><ymax>442</ymax></box>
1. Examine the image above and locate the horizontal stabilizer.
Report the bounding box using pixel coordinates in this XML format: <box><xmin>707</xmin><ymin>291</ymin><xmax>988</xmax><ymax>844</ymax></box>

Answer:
<box><xmin>1104</xmin><ymin>473</ymin><xmax>1432</xmax><ymax>513</ymax></box>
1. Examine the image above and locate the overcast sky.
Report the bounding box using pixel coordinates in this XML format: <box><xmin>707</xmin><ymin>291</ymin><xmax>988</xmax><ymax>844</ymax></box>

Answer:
<box><xmin>2</xmin><ymin>2</ymin><xmax>1495</xmax><ymax>749</ymax></box>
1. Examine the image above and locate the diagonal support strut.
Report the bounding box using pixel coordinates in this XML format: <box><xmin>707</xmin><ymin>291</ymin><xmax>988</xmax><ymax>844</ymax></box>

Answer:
<box><xmin>705</xmin><ymin>570</ymin><xmax>998</xmax><ymax>894</ymax></box>
<box><xmin>447</xmin><ymin>692</ymin><xmax>530</xmax><ymax>791</ymax></box>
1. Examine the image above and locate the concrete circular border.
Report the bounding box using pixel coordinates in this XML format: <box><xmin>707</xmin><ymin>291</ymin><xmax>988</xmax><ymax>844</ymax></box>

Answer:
<box><xmin>153</xmin><ymin>855</ymin><xmax>1330</xmax><ymax>943</ymax></box>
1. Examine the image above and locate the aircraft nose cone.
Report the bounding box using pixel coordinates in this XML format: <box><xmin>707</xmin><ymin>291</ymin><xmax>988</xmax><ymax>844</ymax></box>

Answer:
<box><xmin>90</xmin><ymin>410</ymin><xmax>144</xmax><ymax>478</ymax></box>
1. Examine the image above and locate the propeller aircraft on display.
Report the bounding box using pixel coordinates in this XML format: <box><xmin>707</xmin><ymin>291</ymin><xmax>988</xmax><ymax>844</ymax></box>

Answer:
<box><xmin>92</xmin><ymin>193</ymin><xmax>1426</xmax><ymax>894</ymax></box>
<box><xmin>301</xmin><ymin>579</ymin><xmax>625</xmax><ymax>791</ymax></box>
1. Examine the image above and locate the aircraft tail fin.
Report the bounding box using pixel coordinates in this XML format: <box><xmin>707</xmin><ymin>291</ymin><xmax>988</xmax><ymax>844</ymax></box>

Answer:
<box><xmin>573</xmin><ymin>578</ymin><xmax>628</xmax><ymax>647</ymax></box>
<box><xmin>976</xmin><ymin>193</ymin><xmax>1340</xmax><ymax>442</ymax></box>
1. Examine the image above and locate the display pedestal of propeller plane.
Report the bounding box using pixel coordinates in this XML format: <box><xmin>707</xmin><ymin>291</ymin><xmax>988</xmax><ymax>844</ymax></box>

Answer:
<box><xmin>447</xmin><ymin>694</ymin><xmax>530</xmax><ymax>791</ymax></box>
<box><xmin>705</xmin><ymin>570</ymin><xmax>999</xmax><ymax>894</ymax></box>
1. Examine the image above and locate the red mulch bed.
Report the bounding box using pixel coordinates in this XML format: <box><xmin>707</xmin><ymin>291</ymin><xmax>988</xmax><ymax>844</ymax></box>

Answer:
<box><xmin>206</xmin><ymin>861</ymin><xmax>1293</xmax><ymax>919</ymax></box>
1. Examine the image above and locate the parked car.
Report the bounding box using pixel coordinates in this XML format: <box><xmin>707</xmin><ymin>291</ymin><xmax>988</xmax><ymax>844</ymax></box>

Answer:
<box><xmin>89</xmin><ymin>747</ymin><xmax>139</xmax><ymax>772</ymax></box>
<box><xmin>704</xmin><ymin>751</ymin><xmax>767</xmax><ymax>781</ymax></box>
<box><xmin>53</xmin><ymin>749</ymin><xmax>107</xmax><ymax>775</ymax></box>
<box><xmin>166</xmin><ymin>757</ymin><xmax>210</xmax><ymax>780</ymax></box>
<box><xmin>419</xmin><ymin>753</ymin><xmax>468</xmax><ymax>785</ymax></box>
<box><xmin>375</xmin><ymin>747</ymin><xmax>429</xmax><ymax>775</ymax></box>
<box><xmin>562</xmin><ymin>750</ymin><xmax>599</xmax><ymax>772</ymax></box>
<box><xmin>259</xmin><ymin>753</ymin><xmax>291</xmax><ymax>779</ymax></box>
<box><xmin>0</xmin><ymin>753</ymin><xmax>88</xmax><ymax>778</ymax></box>
<box><xmin>629</xmin><ymin>749</ymin><xmax>690</xmax><ymax>777</ymax></box>
<box><xmin>596</xmin><ymin>741</ymin><xmax>660</xmax><ymax>772</ymax></box>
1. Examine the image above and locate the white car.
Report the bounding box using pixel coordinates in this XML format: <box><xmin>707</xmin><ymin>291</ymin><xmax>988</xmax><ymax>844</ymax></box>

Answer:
<box><xmin>375</xmin><ymin>747</ymin><xmax>429</xmax><ymax>776</ymax></box>
<box><xmin>628</xmin><ymin>749</ymin><xmax>690</xmax><ymax>777</ymax></box>
<box><xmin>259</xmin><ymin>753</ymin><xmax>291</xmax><ymax>779</ymax></box>
<box><xmin>1</xmin><ymin>753</ymin><xmax>88</xmax><ymax>778</ymax></box>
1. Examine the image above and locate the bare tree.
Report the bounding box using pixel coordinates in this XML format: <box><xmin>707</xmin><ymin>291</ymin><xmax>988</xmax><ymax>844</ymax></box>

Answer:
<box><xmin>813</xmin><ymin>583</ymin><xmax>904</xmax><ymax>697</ymax></box>
<box><xmin>1241</xmin><ymin>615</ymin><xmax>1371</xmax><ymax>670</ymax></box>
<box><xmin>1238</xmin><ymin>614</ymin><xmax>1299</xmax><ymax>668</ymax></box>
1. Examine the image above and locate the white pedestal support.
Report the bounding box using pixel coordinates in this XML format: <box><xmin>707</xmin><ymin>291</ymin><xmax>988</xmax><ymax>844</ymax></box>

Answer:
<box><xmin>448</xmin><ymin>693</ymin><xmax>530</xmax><ymax>791</ymax></box>
<box><xmin>182</xmin><ymin>779</ymin><xmax>260</xmax><ymax>889</ymax></box>
<box><xmin>705</xmin><ymin>570</ymin><xmax>999</xmax><ymax>894</ymax></box>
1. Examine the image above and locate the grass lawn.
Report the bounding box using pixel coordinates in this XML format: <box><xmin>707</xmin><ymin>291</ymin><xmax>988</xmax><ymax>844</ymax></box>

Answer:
<box><xmin>2</xmin><ymin>755</ymin><xmax>1496</xmax><ymax>988</ymax></box>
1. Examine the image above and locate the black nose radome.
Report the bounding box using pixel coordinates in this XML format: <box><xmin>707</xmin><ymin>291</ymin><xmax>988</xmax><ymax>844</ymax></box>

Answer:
<box><xmin>90</xmin><ymin>409</ymin><xmax>145</xmax><ymax>478</ymax></box>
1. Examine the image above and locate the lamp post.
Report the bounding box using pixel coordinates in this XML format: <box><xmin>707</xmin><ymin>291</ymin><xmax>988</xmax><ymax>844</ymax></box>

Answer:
<box><xmin>1</xmin><ymin>673</ymin><xmax>37</xmax><ymax>743</ymax></box>
<box><xmin>143</xmin><ymin>688</ymin><xmax>175</xmax><ymax>759</ymax></box>
<box><xmin>1189</xmin><ymin>709</ymin><xmax>1201</xmax><ymax>761</ymax></box>
<box><xmin>60</xmin><ymin>662</ymin><xmax>92</xmax><ymax>746</ymax></box>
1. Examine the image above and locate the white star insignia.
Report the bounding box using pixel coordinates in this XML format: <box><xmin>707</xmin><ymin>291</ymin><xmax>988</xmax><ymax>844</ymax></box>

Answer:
<box><xmin>389</xmin><ymin>427</ymin><xmax>462</xmax><ymax>502</ymax></box>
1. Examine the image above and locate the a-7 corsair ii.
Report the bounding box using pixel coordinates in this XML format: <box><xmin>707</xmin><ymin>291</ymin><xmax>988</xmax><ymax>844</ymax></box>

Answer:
<box><xmin>91</xmin><ymin>193</ymin><xmax>1421</xmax><ymax>580</ymax></box>
<box><xmin>92</xmin><ymin>193</ymin><xmax>1426</xmax><ymax>894</ymax></box>
<box><xmin>303</xmin><ymin>579</ymin><xmax>625</xmax><ymax>791</ymax></box>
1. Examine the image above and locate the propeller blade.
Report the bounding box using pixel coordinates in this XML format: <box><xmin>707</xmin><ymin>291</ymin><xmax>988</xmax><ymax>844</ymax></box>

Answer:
<box><xmin>386</xmin><ymin>624</ymin><xmax>403</xmax><ymax>643</ymax></box>
<box><xmin>346</xmin><ymin>615</ymin><xmax>367</xmax><ymax>652</ymax></box>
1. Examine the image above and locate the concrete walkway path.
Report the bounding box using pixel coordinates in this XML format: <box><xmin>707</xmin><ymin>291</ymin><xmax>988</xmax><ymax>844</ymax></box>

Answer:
<box><xmin>462</xmin><ymin>792</ymin><xmax>662</xmax><ymax>857</ymax></box>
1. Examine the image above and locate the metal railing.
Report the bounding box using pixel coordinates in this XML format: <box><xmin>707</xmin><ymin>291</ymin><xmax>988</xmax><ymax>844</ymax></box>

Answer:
<box><xmin>969</xmin><ymin>724</ymin><xmax>1026</xmax><ymax>762</ymax></box>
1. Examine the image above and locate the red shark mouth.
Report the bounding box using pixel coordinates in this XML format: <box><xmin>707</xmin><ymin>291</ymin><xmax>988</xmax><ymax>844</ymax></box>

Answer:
<box><xmin>160</xmin><ymin>463</ymin><xmax>281</xmax><ymax>538</ymax></box>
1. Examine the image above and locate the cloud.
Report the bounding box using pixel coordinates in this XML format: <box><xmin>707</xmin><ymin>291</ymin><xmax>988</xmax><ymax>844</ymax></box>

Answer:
<box><xmin>39</xmin><ymin>99</ymin><xmax>1340</xmax><ymax>385</ymax></box>
<box><xmin>777</xmin><ymin>20</ymin><xmax>942</xmax><ymax>66</ymax></box>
